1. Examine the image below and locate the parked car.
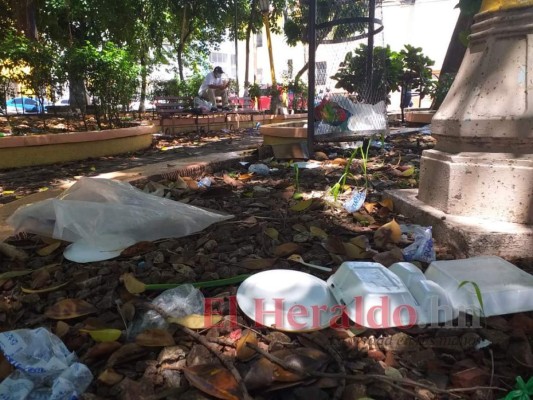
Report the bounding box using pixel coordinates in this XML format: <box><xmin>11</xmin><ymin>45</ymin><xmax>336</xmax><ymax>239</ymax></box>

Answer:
<box><xmin>4</xmin><ymin>97</ymin><xmax>45</xmax><ymax>114</ymax></box>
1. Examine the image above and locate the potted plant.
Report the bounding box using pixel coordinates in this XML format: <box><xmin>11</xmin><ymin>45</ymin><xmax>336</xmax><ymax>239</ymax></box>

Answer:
<box><xmin>331</xmin><ymin>44</ymin><xmax>435</xmax><ymax>123</ymax></box>
<box><xmin>246</xmin><ymin>83</ymin><xmax>261</xmax><ymax>110</ymax></box>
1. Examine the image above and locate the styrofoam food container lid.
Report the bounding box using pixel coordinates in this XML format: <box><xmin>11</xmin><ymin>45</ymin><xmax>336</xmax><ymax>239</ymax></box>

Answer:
<box><xmin>425</xmin><ymin>256</ymin><xmax>533</xmax><ymax>316</ymax></box>
<box><xmin>236</xmin><ymin>269</ymin><xmax>339</xmax><ymax>332</ymax></box>
<box><xmin>64</xmin><ymin>235</ymin><xmax>136</xmax><ymax>263</ymax></box>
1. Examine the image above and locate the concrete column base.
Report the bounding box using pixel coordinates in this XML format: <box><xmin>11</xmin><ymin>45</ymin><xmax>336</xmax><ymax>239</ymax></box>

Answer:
<box><xmin>418</xmin><ymin>150</ymin><xmax>533</xmax><ymax>224</ymax></box>
<box><xmin>386</xmin><ymin>189</ymin><xmax>533</xmax><ymax>260</ymax></box>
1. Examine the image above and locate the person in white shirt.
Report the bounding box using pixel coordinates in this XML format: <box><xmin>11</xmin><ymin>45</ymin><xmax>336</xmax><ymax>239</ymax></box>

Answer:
<box><xmin>198</xmin><ymin>66</ymin><xmax>230</xmax><ymax>111</ymax></box>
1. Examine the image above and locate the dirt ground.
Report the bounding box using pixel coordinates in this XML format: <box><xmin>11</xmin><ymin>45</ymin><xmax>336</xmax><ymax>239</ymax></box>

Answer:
<box><xmin>0</xmin><ymin>115</ymin><xmax>532</xmax><ymax>400</ymax></box>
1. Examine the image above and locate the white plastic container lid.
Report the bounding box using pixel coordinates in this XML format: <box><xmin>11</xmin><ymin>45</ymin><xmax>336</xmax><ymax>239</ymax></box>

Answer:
<box><xmin>236</xmin><ymin>269</ymin><xmax>340</xmax><ymax>332</ymax></box>
<box><xmin>425</xmin><ymin>256</ymin><xmax>533</xmax><ymax>316</ymax></box>
<box><xmin>326</xmin><ymin>262</ymin><xmax>456</xmax><ymax>328</ymax></box>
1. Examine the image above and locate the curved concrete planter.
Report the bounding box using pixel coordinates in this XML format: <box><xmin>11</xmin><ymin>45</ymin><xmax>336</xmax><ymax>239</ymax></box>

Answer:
<box><xmin>0</xmin><ymin>124</ymin><xmax>158</xmax><ymax>169</ymax></box>
<box><xmin>405</xmin><ymin>109</ymin><xmax>436</xmax><ymax>124</ymax></box>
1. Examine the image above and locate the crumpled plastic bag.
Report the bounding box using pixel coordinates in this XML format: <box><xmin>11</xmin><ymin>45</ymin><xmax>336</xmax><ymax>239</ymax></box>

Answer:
<box><xmin>0</xmin><ymin>328</ymin><xmax>93</xmax><ymax>400</ymax></box>
<box><xmin>7</xmin><ymin>178</ymin><xmax>233</xmax><ymax>259</ymax></box>
<box><xmin>127</xmin><ymin>284</ymin><xmax>204</xmax><ymax>339</ymax></box>
<box><xmin>193</xmin><ymin>97</ymin><xmax>213</xmax><ymax>112</ymax></box>
<box><xmin>314</xmin><ymin>95</ymin><xmax>387</xmax><ymax>135</ymax></box>
<box><xmin>401</xmin><ymin>224</ymin><xmax>436</xmax><ymax>263</ymax></box>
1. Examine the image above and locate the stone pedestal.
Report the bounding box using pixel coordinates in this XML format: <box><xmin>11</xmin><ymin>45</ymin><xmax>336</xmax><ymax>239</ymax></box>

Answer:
<box><xmin>388</xmin><ymin>3</ymin><xmax>533</xmax><ymax>258</ymax></box>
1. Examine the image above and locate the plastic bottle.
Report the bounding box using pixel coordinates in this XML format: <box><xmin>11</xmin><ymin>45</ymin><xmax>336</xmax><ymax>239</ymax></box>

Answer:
<box><xmin>344</xmin><ymin>189</ymin><xmax>366</xmax><ymax>213</ymax></box>
<box><xmin>197</xmin><ymin>177</ymin><xmax>212</xmax><ymax>188</ymax></box>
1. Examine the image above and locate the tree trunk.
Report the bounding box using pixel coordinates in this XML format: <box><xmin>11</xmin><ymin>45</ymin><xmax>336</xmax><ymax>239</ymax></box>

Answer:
<box><xmin>139</xmin><ymin>51</ymin><xmax>147</xmax><ymax>113</ymax></box>
<box><xmin>244</xmin><ymin>23</ymin><xmax>252</xmax><ymax>86</ymax></box>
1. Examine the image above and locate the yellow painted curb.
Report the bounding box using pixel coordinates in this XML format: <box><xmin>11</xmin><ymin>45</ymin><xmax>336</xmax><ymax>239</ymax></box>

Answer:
<box><xmin>0</xmin><ymin>125</ymin><xmax>158</xmax><ymax>169</ymax></box>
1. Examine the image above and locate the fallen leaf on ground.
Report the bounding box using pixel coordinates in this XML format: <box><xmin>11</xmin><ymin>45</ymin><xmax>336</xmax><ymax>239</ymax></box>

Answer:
<box><xmin>236</xmin><ymin>329</ymin><xmax>258</xmax><ymax>361</ymax></box>
<box><xmin>290</xmin><ymin>199</ymin><xmax>313</xmax><ymax>211</ymax></box>
<box><xmin>121</xmin><ymin>273</ymin><xmax>146</xmax><ymax>294</ymax></box>
<box><xmin>98</xmin><ymin>368</ymin><xmax>124</xmax><ymax>385</ymax></box>
<box><xmin>374</xmin><ymin>218</ymin><xmax>402</xmax><ymax>249</ymax></box>
<box><xmin>135</xmin><ymin>328</ymin><xmax>175</xmax><ymax>347</ymax></box>
<box><xmin>21</xmin><ymin>281</ymin><xmax>70</xmax><ymax>294</ymax></box>
<box><xmin>168</xmin><ymin>313</ymin><xmax>223</xmax><ymax>329</ymax></box>
<box><xmin>273</xmin><ymin>242</ymin><xmax>302</xmax><ymax>257</ymax></box>
<box><xmin>44</xmin><ymin>298</ymin><xmax>97</xmax><ymax>320</ymax></box>
<box><xmin>239</xmin><ymin>258</ymin><xmax>277</xmax><ymax>270</ymax></box>
<box><xmin>79</xmin><ymin>328</ymin><xmax>122</xmax><ymax>342</ymax></box>
<box><xmin>36</xmin><ymin>241</ymin><xmax>62</xmax><ymax>256</ymax></box>
<box><xmin>264</xmin><ymin>227</ymin><xmax>279</xmax><ymax>241</ymax></box>
<box><xmin>184</xmin><ymin>364</ymin><xmax>243</xmax><ymax>400</ymax></box>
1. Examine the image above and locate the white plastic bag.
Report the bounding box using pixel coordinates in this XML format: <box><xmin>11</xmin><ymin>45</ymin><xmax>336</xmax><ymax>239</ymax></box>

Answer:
<box><xmin>7</xmin><ymin>178</ymin><xmax>233</xmax><ymax>261</ymax></box>
<box><xmin>401</xmin><ymin>224</ymin><xmax>436</xmax><ymax>263</ymax></box>
<box><xmin>0</xmin><ymin>328</ymin><xmax>93</xmax><ymax>400</ymax></box>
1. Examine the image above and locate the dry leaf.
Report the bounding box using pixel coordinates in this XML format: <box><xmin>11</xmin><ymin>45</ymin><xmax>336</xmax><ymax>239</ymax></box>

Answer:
<box><xmin>379</xmin><ymin>198</ymin><xmax>394</xmax><ymax>211</ymax></box>
<box><xmin>120</xmin><ymin>241</ymin><xmax>156</xmax><ymax>257</ymax></box>
<box><xmin>373</xmin><ymin>247</ymin><xmax>404</xmax><ymax>267</ymax></box>
<box><xmin>353</xmin><ymin>212</ymin><xmax>376</xmax><ymax>225</ymax></box>
<box><xmin>168</xmin><ymin>314</ymin><xmax>223</xmax><ymax>329</ymax></box>
<box><xmin>363</xmin><ymin>202</ymin><xmax>378</xmax><ymax>213</ymax></box>
<box><xmin>330</xmin><ymin>158</ymin><xmax>348</xmax><ymax>166</ymax></box>
<box><xmin>309</xmin><ymin>226</ymin><xmax>328</xmax><ymax>239</ymax></box>
<box><xmin>264</xmin><ymin>227</ymin><xmax>279</xmax><ymax>241</ymax></box>
<box><xmin>121</xmin><ymin>273</ymin><xmax>146</xmax><ymax>294</ymax></box>
<box><xmin>0</xmin><ymin>243</ymin><xmax>28</xmax><ymax>261</ymax></box>
<box><xmin>343</xmin><ymin>243</ymin><xmax>367</xmax><ymax>259</ymax></box>
<box><xmin>273</xmin><ymin>243</ymin><xmax>302</xmax><ymax>257</ymax></box>
<box><xmin>174</xmin><ymin>176</ymin><xmax>189</xmax><ymax>189</ymax></box>
<box><xmin>374</xmin><ymin>219</ymin><xmax>402</xmax><ymax>249</ymax></box>
<box><xmin>84</xmin><ymin>341</ymin><xmax>122</xmax><ymax>361</ymax></box>
<box><xmin>106</xmin><ymin>343</ymin><xmax>147</xmax><ymax>368</ymax></box>
<box><xmin>21</xmin><ymin>281</ymin><xmax>70</xmax><ymax>294</ymax></box>
<box><xmin>401</xmin><ymin>165</ymin><xmax>415</xmax><ymax>177</ymax></box>
<box><xmin>98</xmin><ymin>368</ymin><xmax>124</xmax><ymax>385</ymax></box>
<box><xmin>135</xmin><ymin>328</ymin><xmax>175</xmax><ymax>347</ymax></box>
<box><xmin>322</xmin><ymin>236</ymin><xmax>346</xmax><ymax>255</ymax></box>
<box><xmin>239</xmin><ymin>258</ymin><xmax>277</xmax><ymax>270</ymax></box>
<box><xmin>55</xmin><ymin>321</ymin><xmax>70</xmax><ymax>338</ymax></box>
<box><xmin>349</xmin><ymin>235</ymin><xmax>370</xmax><ymax>250</ymax></box>
<box><xmin>36</xmin><ymin>241</ymin><xmax>61</xmax><ymax>256</ymax></box>
<box><xmin>44</xmin><ymin>298</ymin><xmax>97</xmax><ymax>320</ymax></box>
<box><xmin>290</xmin><ymin>199</ymin><xmax>313</xmax><ymax>212</ymax></box>
<box><xmin>238</xmin><ymin>173</ymin><xmax>254</xmax><ymax>181</ymax></box>
<box><xmin>30</xmin><ymin>269</ymin><xmax>50</xmax><ymax>289</ymax></box>
<box><xmin>184</xmin><ymin>365</ymin><xmax>242</xmax><ymax>400</ymax></box>
<box><xmin>0</xmin><ymin>270</ymin><xmax>33</xmax><ymax>280</ymax></box>
<box><xmin>120</xmin><ymin>301</ymin><xmax>136</xmax><ymax>322</ymax></box>
<box><xmin>79</xmin><ymin>328</ymin><xmax>122</xmax><ymax>342</ymax></box>
<box><xmin>223</xmin><ymin>174</ymin><xmax>243</xmax><ymax>187</ymax></box>
<box><xmin>291</xmin><ymin>224</ymin><xmax>308</xmax><ymax>233</ymax></box>
<box><xmin>240</xmin><ymin>216</ymin><xmax>258</xmax><ymax>225</ymax></box>
<box><xmin>236</xmin><ymin>330</ymin><xmax>258</xmax><ymax>361</ymax></box>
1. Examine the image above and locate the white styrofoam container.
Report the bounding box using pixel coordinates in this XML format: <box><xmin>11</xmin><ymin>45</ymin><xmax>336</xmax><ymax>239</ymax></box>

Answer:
<box><xmin>327</xmin><ymin>262</ymin><xmax>455</xmax><ymax>328</ymax></box>
<box><xmin>424</xmin><ymin>256</ymin><xmax>533</xmax><ymax>316</ymax></box>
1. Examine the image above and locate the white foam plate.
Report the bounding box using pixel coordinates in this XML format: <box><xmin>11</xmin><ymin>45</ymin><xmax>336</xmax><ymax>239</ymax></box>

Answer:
<box><xmin>236</xmin><ymin>269</ymin><xmax>340</xmax><ymax>332</ymax></box>
<box><xmin>64</xmin><ymin>235</ymin><xmax>136</xmax><ymax>263</ymax></box>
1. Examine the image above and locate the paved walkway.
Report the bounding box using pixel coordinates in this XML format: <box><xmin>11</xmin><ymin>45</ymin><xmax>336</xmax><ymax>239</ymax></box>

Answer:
<box><xmin>0</xmin><ymin>133</ymin><xmax>263</xmax><ymax>241</ymax></box>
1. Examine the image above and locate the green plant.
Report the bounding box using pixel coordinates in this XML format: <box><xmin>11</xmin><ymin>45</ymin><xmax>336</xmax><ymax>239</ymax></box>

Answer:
<box><xmin>330</xmin><ymin>146</ymin><xmax>358</xmax><ymax>201</ymax></box>
<box><xmin>293</xmin><ymin>163</ymin><xmax>300</xmax><ymax>193</ymax></box>
<box><xmin>502</xmin><ymin>376</ymin><xmax>533</xmax><ymax>400</ymax></box>
<box><xmin>429</xmin><ymin>72</ymin><xmax>456</xmax><ymax>109</ymax></box>
<box><xmin>331</xmin><ymin>44</ymin><xmax>403</xmax><ymax>105</ymax></box>
<box><xmin>458</xmin><ymin>280</ymin><xmax>485</xmax><ymax>318</ymax></box>
<box><xmin>247</xmin><ymin>83</ymin><xmax>261</xmax><ymax>100</ymax></box>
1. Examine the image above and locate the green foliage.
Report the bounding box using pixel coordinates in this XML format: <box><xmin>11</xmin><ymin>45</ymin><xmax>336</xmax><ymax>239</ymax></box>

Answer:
<box><xmin>247</xmin><ymin>82</ymin><xmax>261</xmax><ymax>100</ymax></box>
<box><xmin>284</xmin><ymin>0</ymin><xmax>367</xmax><ymax>46</ymax></box>
<box><xmin>502</xmin><ymin>376</ymin><xmax>533</xmax><ymax>400</ymax></box>
<box><xmin>330</xmin><ymin>146</ymin><xmax>358</xmax><ymax>201</ymax></box>
<box><xmin>71</xmin><ymin>42</ymin><xmax>139</xmax><ymax>124</ymax></box>
<box><xmin>399</xmin><ymin>44</ymin><xmax>435</xmax><ymax>103</ymax></box>
<box><xmin>331</xmin><ymin>44</ymin><xmax>434</xmax><ymax>108</ymax></box>
<box><xmin>429</xmin><ymin>73</ymin><xmax>456</xmax><ymax>108</ymax></box>
<box><xmin>151</xmin><ymin>73</ymin><xmax>204</xmax><ymax>100</ymax></box>
<box><xmin>455</xmin><ymin>0</ymin><xmax>482</xmax><ymax>15</ymax></box>
<box><xmin>331</xmin><ymin>45</ymin><xmax>403</xmax><ymax>104</ymax></box>
<box><xmin>458</xmin><ymin>280</ymin><xmax>485</xmax><ymax>318</ymax></box>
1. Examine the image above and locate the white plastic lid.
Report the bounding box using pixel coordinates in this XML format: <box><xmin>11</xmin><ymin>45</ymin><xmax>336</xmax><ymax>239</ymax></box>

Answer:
<box><xmin>236</xmin><ymin>269</ymin><xmax>340</xmax><ymax>332</ymax></box>
<box><xmin>425</xmin><ymin>256</ymin><xmax>533</xmax><ymax>316</ymax></box>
